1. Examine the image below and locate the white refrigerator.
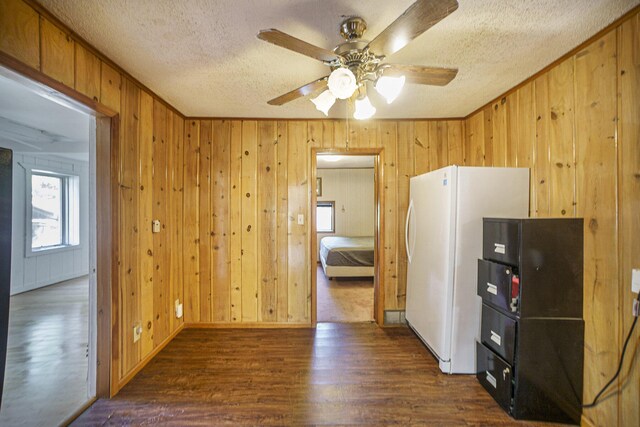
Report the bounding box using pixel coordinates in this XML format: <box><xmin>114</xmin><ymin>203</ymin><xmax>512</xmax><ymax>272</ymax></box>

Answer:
<box><xmin>405</xmin><ymin>166</ymin><xmax>529</xmax><ymax>374</ymax></box>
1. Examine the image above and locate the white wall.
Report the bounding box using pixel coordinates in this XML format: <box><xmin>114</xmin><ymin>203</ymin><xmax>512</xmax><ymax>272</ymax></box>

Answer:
<box><xmin>317</xmin><ymin>168</ymin><xmax>374</xmax><ymax>247</ymax></box>
<box><xmin>10</xmin><ymin>153</ymin><xmax>89</xmax><ymax>295</ymax></box>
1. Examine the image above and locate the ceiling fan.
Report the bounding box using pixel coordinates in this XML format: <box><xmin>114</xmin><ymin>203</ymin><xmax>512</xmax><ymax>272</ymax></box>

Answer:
<box><xmin>257</xmin><ymin>0</ymin><xmax>459</xmax><ymax>119</ymax></box>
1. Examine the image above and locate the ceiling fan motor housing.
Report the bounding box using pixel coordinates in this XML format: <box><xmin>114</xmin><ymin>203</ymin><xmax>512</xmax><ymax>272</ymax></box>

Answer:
<box><xmin>339</xmin><ymin>17</ymin><xmax>367</xmax><ymax>40</ymax></box>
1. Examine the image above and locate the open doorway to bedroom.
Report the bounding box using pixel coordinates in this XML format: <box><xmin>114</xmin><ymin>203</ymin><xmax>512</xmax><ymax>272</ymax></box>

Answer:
<box><xmin>312</xmin><ymin>152</ymin><xmax>379</xmax><ymax>323</ymax></box>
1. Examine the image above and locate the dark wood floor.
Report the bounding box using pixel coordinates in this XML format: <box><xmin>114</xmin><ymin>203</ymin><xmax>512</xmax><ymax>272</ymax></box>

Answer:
<box><xmin>74</xmin><ymin>323</ymin><xmax>562</xmax><ymax>426</ymax></box>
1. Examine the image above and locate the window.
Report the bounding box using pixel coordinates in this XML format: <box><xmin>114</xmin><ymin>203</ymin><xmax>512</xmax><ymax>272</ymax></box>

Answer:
<box><xmin>28</xmin><ymin>169</ymin><xmax>80</xmax><ymax>254</ymax></box>
<box><xmin>317</xmin><ymin>201</ymin><xmax>335</xmax><ymax>233</ymax></box>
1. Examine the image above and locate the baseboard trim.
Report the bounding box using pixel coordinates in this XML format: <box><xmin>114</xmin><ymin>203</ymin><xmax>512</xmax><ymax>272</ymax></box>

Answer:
<box><xmin>115</xmin><ymin>322</ymin><xmax>185</xmax><ymax>393</ymax></box>
<box><xmin>184</xmin><ymin>322</ymin><xmax>312</xmax><ymax>329</ymax></box>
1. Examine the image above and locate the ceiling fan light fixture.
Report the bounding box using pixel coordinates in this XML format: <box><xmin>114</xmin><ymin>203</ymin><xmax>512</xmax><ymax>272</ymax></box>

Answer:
<box><xmin>311</xmin><ymin>90</ymin><xmax>336</xmax><ymax>116</ymax></box>
<box><xmin>328</xmin><ymin>68</ymin><xmax>358</xmax><ymax>99</ymax></box>
<box><xmin>353</xmin><ymin>95</ymin><xmax>376</xmax><ymax>120</ymax></box>
<box><xmin>375</xmin><ymin>75</ymin><xmax>405</xmax><ymax>104</ymax></box>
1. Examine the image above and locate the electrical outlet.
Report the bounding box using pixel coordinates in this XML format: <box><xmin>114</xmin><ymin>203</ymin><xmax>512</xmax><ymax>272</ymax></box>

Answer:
<box><xmin>133</xmin><ymin>323</ymin><xmax>142</xmax><ymax>343</ymax></box>
<box><xmin>632</xmin><ymin>269</ymin><xmax>640</xmax><ymax>294</ymax></box>
<box><xmin>152</xmin><ymin>219</ymin><xmax>161</xmax><ymax>233</ymax></box>
<box><xmin>297</xmin><ymin>214</ymin><xmax>304</xmax><ymax>225</ymax></box>
<box><xmin>175</xmin><ymin>299</ymin><xmax>183</xmax><ymax>319</ymax></box>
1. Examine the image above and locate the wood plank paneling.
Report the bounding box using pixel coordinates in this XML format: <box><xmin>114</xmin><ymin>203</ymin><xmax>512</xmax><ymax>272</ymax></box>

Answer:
<box><xmin>533</xmin><ymin>74</ymin><xmax>551</xmax><ymax>217</ymax></box>
<box><xmin>287</xmin><ymin>122</ymin><xmax>309</xmax><ymax>322</ymax></box>
<box><xmin>447</xmin><ymin>120</ymin><xmax>464</xmax><ymax>166</ymax></box>
<box><xmin>465</xmin><ymin>112</ymin><xmax>485</xmax><ymax>166</ymax></box>
<box><xmin>40</xmin><ymin>18</ymin><xmax>74</xmax><ymax>87</ymax></box>
<box><xmin>413</xmin><ymin>122</ymin><xmax>429</xmax><ymax>175</ymax></box>
<box><xmin>515</xmin><ymin>82</ymin><xmax>537</xmax><ymax>216</ymax></box>
<box><xmin>152</xmin><ymin>100</ymin><xmax>169</xmax><ymax>346</ymax></box>
<box><xmin>241</xmin><ymin>121</ymin><xmax>258</xmax><ymax>322</ymax></box>
<box><xmin>617</xmin><ymin>14</ymin><xmax>640</xmax><ymax>427</ymax></box>
<box><xmin>229</xmin><ymin>120</ymin><xmax>243</xmax><ymax>322</ymax></box>
<box><xmin>381</xmin><ymin>122</ymin><xmax>398</xmax><ymax>312</ymax></box>
<box><xmin>183</xmin><ymin>120</ymin><xmax>200</xmax><ymax>323</ymax></box>
<box><xmin>100</xmin><ymin>62</ymin><xmax>121</xmax><ymax>113</ymax></box>
<box><xmin>74</xmin><ymin>43</ymin><xmax>100</xmax><ymax>101</ymax></box>
<box><xmin>491</xmin><ymin>98</ymin><xmax>507</xmax><ymax>167</ymax></box>
<box><xmin>257</xmin><ymin>121</ymin><xmax>278</xmax><ymax>322</ymax></box>
<box><xmin>428</xmin><ymin>121</ymin><xmax>447</xmax><ymax>170</ymax></box>
<box><xmin>168</xmin><ymin>113</ymin><xmax>184</xmax><ymax>331</ymax></box>
<box><xmin>138</xmin><ymin>91</ymin><xmax>154</xmax><ymax>357</ymax></box>
<box><xmin>119</xmin><ymin>78</ymin><xmax>141</xmax><ymax>377</ymax></box>
<box><xmin>198</xmin><ymin>120</ymin><xmax>212</xmax><ymax>323</ymax></box>
<box><xmin>547</xmin><ymin>58</ymin><xmax>576</xmax><ymax>217</ymax></box>
<box><xmin>276</xmin><ymin>121</ymin><xmax>289</xmax><ymax>322</ymax></box>
<box><xmin>574</xmin><ymin>32</ymin><xmax>619</xmax><ymax>427</ymax></box>
<box><xmin>395</xmin><ymin>122</ymin><xmax>414</xmax><ymax>309</ymax></box>
<box><xmin>211</xmin><ymin>120</ymin><xmax>231</xmax><ymax>322</ymax></box>
<box><xmin>0</xmin><ymin>0</ymin><xmax>39</xmax><ymax>69</ymax></box>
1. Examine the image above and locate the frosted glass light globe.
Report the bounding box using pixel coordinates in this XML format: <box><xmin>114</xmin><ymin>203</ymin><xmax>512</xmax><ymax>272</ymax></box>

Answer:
<box><xmin>311</xmin><ymin>90</ymin><xmax>336</xmax><ymax>116</ymax></box>
<box><xmin>328</xmin><ymin>68</ymin><xmax>358</xmax><ymax>99</ymax></box>
<box><xmin>375</xmin><ymin>75</ymin><xmax>405</xmax><ymax>104</ymax></box>
<box><xmin>353</xmin><ymin>95</ymin><xmax>376</xmax><ymax>120</ymax></box>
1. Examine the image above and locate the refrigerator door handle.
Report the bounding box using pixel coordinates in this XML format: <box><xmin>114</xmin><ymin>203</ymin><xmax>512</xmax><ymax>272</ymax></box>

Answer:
<box><xmin>405</xmin><ymin>199</ymin><xmax>415</xmax><ymax>263</ymax></box>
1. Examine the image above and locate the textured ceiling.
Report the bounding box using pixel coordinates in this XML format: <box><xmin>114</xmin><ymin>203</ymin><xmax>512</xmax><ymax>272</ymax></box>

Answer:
<box><xmin>39</xmin><ymin>0</ymin><xmax>639</xmax><ymax>119</ymax></box>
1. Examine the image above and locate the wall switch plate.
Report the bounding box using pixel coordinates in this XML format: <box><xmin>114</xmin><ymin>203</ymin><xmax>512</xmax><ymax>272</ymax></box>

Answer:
<box><xmin>152</xmin><ymin>219</ymin><xmax>161</xmax><ymax>233</ymax></box>
<box><xmin>632</xmin><ymin>269</ymin><xmax>640</xmax><ymax>294</ymax></box>
<box><xmin>133</xmin><ymin>324</ymin><xmax>142</xmax><ymax>343</ymax></box>
<box><xmin>297</xmin><ymin>214</ymin><xmax>304</xmax><ymax>225</ymax></box>
<box><xmin>175</xmin><ymin>299</ymin><xmax>183</xmax><ymax>319</ymax></box>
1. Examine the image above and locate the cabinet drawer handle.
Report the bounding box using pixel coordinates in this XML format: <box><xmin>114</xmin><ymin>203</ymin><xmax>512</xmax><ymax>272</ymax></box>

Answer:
<box><xmin>486</xmin><ymin>283</ymin><xmax>498</xmax><ymax>295</ymax></box>
<box><xmin>490</xmin><ymin>330</ymin><xmax>502</xmax><ymax>346</ymax></box>
<box><xmin>503</xmin><ymin>367</ymin><xmax>510</xmax><ymax>380</ymax></box>
<box><xmin>494</xmin><ymin>243</ymin><xmax>506</xmax><ymax>254</ymax></box>
<box><xmin>486</xmin><ymin>371</ymin><xmax>497</xmax><ymax>388</ymax></box>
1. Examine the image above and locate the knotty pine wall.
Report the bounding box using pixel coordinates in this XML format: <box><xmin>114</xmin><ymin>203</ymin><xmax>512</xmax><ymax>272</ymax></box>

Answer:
<box><xmin>1</xmin><ymin>0</ymin><xmax>638</xmax><ymax>424</ymax></box>
<box><xmin>463</xmin><ymin>11</ymin><xmax>639</xmax><ymax>426</ymax></box>
<box><xmin>0</xmin><ymin>0</ymin><xmax>185</xmax><ymax>392</ymax></box>
<box><xmin>181</xmin><ymin>119</ymin><xmax>464</xmax><ymax>324</ymax></box>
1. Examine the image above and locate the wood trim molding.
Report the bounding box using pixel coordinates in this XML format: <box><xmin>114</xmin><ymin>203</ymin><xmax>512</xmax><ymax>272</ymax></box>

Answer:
<box><xmin>310</xmin><ymin>147</ymin><xmax>385</xmax><ymax>327</ymax></box>
<box><xmin>183</xmin><ymin>322</ymin><xmax>312</xmax><ymax>329</ymax></box>
<box><xmin>0</xmin><ymin>51</ymin><xmax>117</xmax><ymax>118</ymax></box>
<box><xmin>26</xmin><ymin>0</ymin><xmax>185</xmax><ymax>119</ymax></box>
<box><xmin>464</xmin><ymin>4</ymin><xmax>640</xmax><ymax>119</ymax></box>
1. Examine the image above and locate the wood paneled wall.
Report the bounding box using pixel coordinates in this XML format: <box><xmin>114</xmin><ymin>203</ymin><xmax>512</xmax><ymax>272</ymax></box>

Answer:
<box><xmin>180</xmin><ymin>119</ymin><xmax>464</xmax><ymax>323</ymax></box>
<box><xmin>2</xmin><ymin>1</ymin><xmax>638</xmax><ymax>425</ymax></box>
<box><xmin>463</xmin><ymin>11</ymin><xmax>639</xmax><ymax>426</ymax></box>
<box><xmin>0</xmin><ymin>0</ymin><xmax>185</xmax><ymax>394</ymax></box>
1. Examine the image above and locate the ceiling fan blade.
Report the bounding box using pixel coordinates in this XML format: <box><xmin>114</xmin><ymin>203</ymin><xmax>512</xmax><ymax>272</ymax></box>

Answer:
<box><xmin>384</xmin><ymin>64</ymin><xmax>458</xmax><ymax>86</ymax></box>
<box><xmin>267</xmin><ymin>77</ymin><xmax>329</xmax><ymax>106</ymax></box>
<box><xmin>366</xmin><ymin>0</ymin><xmax>458</xmax><ymax>58</ymax></box>
<box><xmin>257</xmin><ymin>29</ymin><xmax>339</xmax><ymax>63</ymax></box>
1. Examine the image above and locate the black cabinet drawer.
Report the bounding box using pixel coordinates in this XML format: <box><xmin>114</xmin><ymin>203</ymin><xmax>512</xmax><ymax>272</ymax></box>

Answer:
<box><xmin>481</xmin><ymin>304</ymin><xmax>517</xmax><ymax>363</ymax></box>
<box><xmin>476</xmin><ymin>341</ymin><xmax>513</xmax><ymax>413</ymax></box>
<box><xmin>483</xmin><ymin>219</ymin><xmax>520</xmax><ymax>265</ymax></box>
<box><xmin>477</xmin><ymin>259</ymin><xmax>518</xmax><ymax>314</ymax></box>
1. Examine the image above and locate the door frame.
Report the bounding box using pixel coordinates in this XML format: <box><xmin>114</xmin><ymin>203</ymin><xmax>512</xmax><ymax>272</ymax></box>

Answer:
<box><xmin>311</xmin><ymin>147</ymin><xmax>385</xmax><ymax>326</ymax></box>
<box><xmin>0</xmin><ymin>51</ymin><xmax>118</xmax><ymax>398</ymax></box>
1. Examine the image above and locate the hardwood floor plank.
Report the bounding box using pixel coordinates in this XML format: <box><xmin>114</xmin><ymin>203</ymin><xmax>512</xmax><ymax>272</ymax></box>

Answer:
<box><xmin>74</xmin><ymin>324</ymin><xmax>562</xmax><ymax>426</ymax></box>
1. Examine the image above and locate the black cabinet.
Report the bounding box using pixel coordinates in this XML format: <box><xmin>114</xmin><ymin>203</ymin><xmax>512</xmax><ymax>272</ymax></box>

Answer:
<box><xmin>476</xmin><ymin>218</ymin><xmax>584</xmax><ymax>424</ymax></box>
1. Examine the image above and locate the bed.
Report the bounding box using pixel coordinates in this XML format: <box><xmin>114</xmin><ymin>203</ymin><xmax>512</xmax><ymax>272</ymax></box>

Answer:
<box><xmin>319</xmin><ymin>236</ymin><xmax>375</xmax><ymax>279</ymax></box>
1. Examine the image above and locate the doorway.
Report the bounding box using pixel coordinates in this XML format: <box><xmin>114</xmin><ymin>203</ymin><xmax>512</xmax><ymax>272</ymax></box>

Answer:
<box><xmin>311</xmin><ymin>149</ymin><xmax>384</xmax><ymax>325</ymax></box>
<box><xmin>0</xmin><ymin>64</ymin><xmax>113</xmax><ymax>425</ymax></box>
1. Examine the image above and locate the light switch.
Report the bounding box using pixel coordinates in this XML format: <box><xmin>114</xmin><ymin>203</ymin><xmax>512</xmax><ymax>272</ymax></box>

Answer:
<box><xmin>632</xmin><ymin>269</ymin><xmax>640</xmax><ymax>294</ymax></box>
<box><xmin>133</xmin><ymin>323</ymin><xmax>142</xmax><ymax>343</ymax></box>
<box><xmin>175</xmin><ymin>299</ymin><xmax>183</xmax><ymax>319</ymax></box>
<box><xmin>297</xmin><ymin>214</ymin><xmax>304</xmax><ymax>225</ymax></box>
<box><xmin>152</xmin><ymin>219</ymin><xmax>161</xmax><ymax>233</ymax></box>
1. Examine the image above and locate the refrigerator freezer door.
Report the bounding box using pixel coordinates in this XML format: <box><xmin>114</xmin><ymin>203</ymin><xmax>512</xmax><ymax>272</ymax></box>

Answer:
<box><xmin>449</xmin><ymin>167</ymin><xmax>529</xmax><ymax>373</ymax></box>
<box><xmin>406</xmin><ymin>166</ymin><xmax>457</xmax><ymax>370</ymax></box>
